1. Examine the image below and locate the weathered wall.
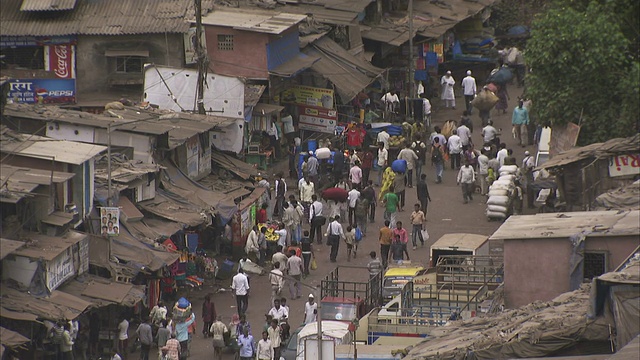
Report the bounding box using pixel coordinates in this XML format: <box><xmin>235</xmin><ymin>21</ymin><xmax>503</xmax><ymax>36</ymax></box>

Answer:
<box><xmin>504</xmin><ymin>236</ymin><xmax>639</xmax><ymax>308</ymax></box>
<box><xmin>76</xmin><ymin>34</ymin><xmax>185</xmax><ymax>95</ymax></box>
<box><xmin>204</xmin><ymin>26</ymin><xmax>268</xmax><ymax>79</ymax></box>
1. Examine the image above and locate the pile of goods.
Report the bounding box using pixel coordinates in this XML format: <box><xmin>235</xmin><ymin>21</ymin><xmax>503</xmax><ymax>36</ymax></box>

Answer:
<box><xmin>258</xmin><ymin>223</ymin><xmax>281</xmax><ymax>242</ymax></box>
<box><xmin>471</xmin><ymin>89</ymin><xmax>499</xmax><ymax>111</ymax></box>
<box><xmin>173</xmin><ymin>297</ymin><xmax>192</xmax><ymax>322</ymax></box>
<box><xmin>391</xmin><ymin>159</ymin><xmax>407</xmax><ymax>173</ymax></box>
<box><xmin>486</xmin><ymin>165</ymin><xmax>518</xmax><ymax>220</ymax></box>
<box><xmin>388</xmin><ymin>135</ymin><xmax>406</xmax><ymax>148</ymax></box>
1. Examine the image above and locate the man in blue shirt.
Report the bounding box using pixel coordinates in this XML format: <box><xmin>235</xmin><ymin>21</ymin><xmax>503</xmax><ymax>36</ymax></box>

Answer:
<box><xmin>512</xmin><ymin>99</ymin><xmax>530</xmax><ymax>147</ymax></box>
<box><xmin>237</xmin><ymin>327</ymin><xmax>255</xmax><ymax>360</ymax></box>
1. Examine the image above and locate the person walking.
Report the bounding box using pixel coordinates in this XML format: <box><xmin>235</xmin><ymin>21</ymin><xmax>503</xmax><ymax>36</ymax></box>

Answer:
<box><xmin>512</xmin><ymin>100</ymin><xmax>530</xmax><ymax>147</ymax></box>
<box><xmin>457</xmin><ymin>122</ymin><xmax>472</xmax><ymax>150</ymax></box>
<box><xmin>156</xmin><ymin>320</ymin><xmax>170</xmax><ymax>360</ymax></box>
<box><xmin>397</xmin><ymin>143</ymin><xmax>418</xmax><ymax>188</ymax></box>
<box><xmin>379</xmin><ymin>220</ymin><xmax>393</xmax><ymax>268</ymax></box>
<box><xmin>245</xmin><ymin>226</ymin><xmax>260</xmax><ymax>264</ymax></box>
<box><xmin>175</xmin><ymin>313</ymin><xmax>194</xmax><ymax>358</ymax></box>
<box><xmin>299</xmin><ymin>176</ymin><xmax>314</xmax><ymax>205</ymax></box>
<box><xmin>382</xmin><ymin>187</ymin><xmax>399</xmax><ymax>228</ymax></box>
<box><xmin>268</xmin><ymin>299</ymin><xmax>289</xmax><ymax>322</ymax></box>
<box><xmin>349</xmin><ymin>160</ymin><xmax>363</xmax><ymax>189</ymax></box>
<box><xmin>461</xmin><ymin>70</ymin><xmax>477</xmax><ymax>114</ymax></box>
<box><xmin>300</xmin><ymin>231</ymin><xmax>314</xmax><ymax>276</ymax></box>
<box><xmin>304</xmin><ymin>294</ymin><xmax>318</xmax><ymax>324</ymax></box>
<box><xmin>421</xmin><ymin>93</ymin><xmax>432</xmax><ymax>125</ymax></box>
<box><xmin>482</xmin><ymin>120</ymin><xmax>499</xmax><ymax>146</ymax></box>
<box><xmin>232</xmin><ymin>268</ymin><xmax>250</xmax><ymax>315</ymax></box>
<box><xmin>274</xmin><ymin>173</ymin><xmax>287</xmax><ymax>217</ymax></box>
<box><xmin>332</xmin><ymin>144</ymin><xmax>345</xmax><ymax>183</ymax></box>
<box><xmin>376</xmin><ymin>142</ymin><xmax>388</xmax><ymax>186</ymax></box>
<box><xmin>448</xmin><ymin>130</ymin><xmax>463</xmax><ymax>170</ymax></box>
<box><xmin>237</xmin><ymin>328</ymin><xmax>255</xmax><ymax>360</ymax></box>
<box><xmin>286</xmin><ymin>250</ymin><xmax>303</xmax><ymax>299</ymax></box>
<box><xmin>477</xmin><ymin>149</ymin><xmax>490</xmax><ymax>196</ymax></box>
<box><xmin>267</xmin><ymin>319</ymin><xmax>282</xmax><ymax>360</ymax></box>
<box><xmin>355</xmin><ymin>197</ymin><xmax>369</xmax><ymax>236</ymax></box>
<box><xmin>367</xmin><ymin>251</ymin><xmax>383</xmax><ymax>279</ymax></box>
<box><xmin>361</xmin><ymin>180</ymin><xmax>376</xmax><ymax>223</ymax></box>
<box><xmin>136</xmin><ymin>317</ymin><xmax>153</xmax><ymax>360</ymax></box>
<box><xmin>377</xmin><ymin>128</ymin><xmax>390</xmax><ymax>150</ymax></box>
<box><xmin>412</xmin><ymin>135</ymin><xmax>427</xmax><ymax>185</ymax></box>
<box><xmin>209</xmin><ymin>316</ymin><xmax>227</xmax><ymax>360</ymax></box>
<box><xmin>325</xmin><ymin>215</ymin><xmax>344</xmax><ymax>263</ymax></box>
<box><xmin>201</xmin><ymin>295</ymin><xmax>216</xmax><ymax>338</ymax></box>
<box><xmin>344</xmin><ymin>226</ymin><xmax>357</xmax><ymax>261</ymax></box>
<box><xmin>410</xmin><ymin>204</ymin><xmax>426</xmax><ymax>249</ymax></box>
<box><xmin>117</xmin><ymin>315</ymin><xmax>129</xmax><ymax>360</ymax></box>
<box><xmin>393</xmin><ymin>172</ymin><xmax>406</xmax><ymax>211</ymax></box>
<box><xmin>457</xmin><ymin>160</ymin><xmax>476</xmax><ymax>204</ymax></box>
<box><xmin>416</xmin><ymin>174</ymin><xmax>431</xmax><ymax>214</ymax></box>
<box><xmin>162</xmin><ymin>333</ymin><xmax>181</xmax><ymax>360</ymax></box>
<box><xmin>256</xmin><ymin>331</ymin><xmax>273</xmax><ymax>360</ymax></box>
<box><xmin>431</xmin><ymin>138</ymin><xmax>445</xmax><ymax>183</ymax></box>
<box><xmin>309</xmin><ymin>194</ymin><xmax>325</xmax><ymax>244</ymax></box>
<box><xmin>347</xmin><ymin>186</ymin><xmax>360</xmax><ymax>227</ymax></box>
<box><xmin>392</xmin><ymin>221</ymin><xmax>410</xmax><ymax>260</ymax></box>
<box><xmin>440</xmin><ymin>70</ymin><xmax>456</xmax><ymax>109</ymax></box>
<box><xmin>306</xmin><ymin>153</ymin><xmax>319</xmax><ymax>185</ymax></box>
<box><xmin>269</xmin><ymin>262</ymin><xmax>284</xmax><ymax>307</ymax></box>
<box><xmin>360</xmin><ymin>149</ymin><xmax>374</xmax><ymax>185</ymax></box>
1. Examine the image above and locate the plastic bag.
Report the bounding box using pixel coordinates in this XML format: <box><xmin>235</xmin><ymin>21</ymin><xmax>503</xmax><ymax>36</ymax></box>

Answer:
<box><xmin>355</xmin><ymin>227</ymin><xmax>363</xmax><ymax>242</ymax></box>
<box><xmin>421</xmin><ymin>229</ymin><xmax>430</xmax><ymax>241</ymax></box>
<box><xmin>310</xmin><ymin>257</ymin><xmax>318</xmax><ymax>270</ymax></box>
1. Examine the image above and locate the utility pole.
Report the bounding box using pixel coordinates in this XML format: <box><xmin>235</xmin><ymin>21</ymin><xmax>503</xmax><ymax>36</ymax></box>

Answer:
<box><xmin>408</xmin><ymin>0</ymin><xmax>415</xmax><ymax>100</ymax></box>
<box><xmin>195</xmin><ymin>0</ymin><xmax>206</xmax><ymax>115</ymax></box>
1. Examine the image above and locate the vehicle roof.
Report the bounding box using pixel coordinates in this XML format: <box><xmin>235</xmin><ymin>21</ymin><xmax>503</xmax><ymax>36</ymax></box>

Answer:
<box><xmin>321</xmin><ymin>296</ymin><xmax>363</xmax><ymax>304</ymax></box>
<box><xmin>298</xmin><ymin>321</ymin><xmax>350</xmax><ymax>339</ymax></box>
<box><xmin>384</xmin><ymin>266</ymin><xmax>424</xmax><ymax>277</ymax></box>
<box><xmin>431</xmin><ymin>233</ymin><xmax>488</xmax><ymax>250</ymax></box>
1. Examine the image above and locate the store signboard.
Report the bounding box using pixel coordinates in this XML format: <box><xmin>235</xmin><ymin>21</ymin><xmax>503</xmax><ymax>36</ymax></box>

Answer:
<box><xmin>283</xmin><ymin>85</ymin><xmax>334</xmax><ymax>109</ymax></box>
<box><xmin>609</xmin><ymin>154</ymin><xmax>640</xmax><ymax>177</ymax></box>
<box><xmin>44</xmin><ymin>44</ymin><xmax>76</xmax><ymax>79</ymax></box>
<box><xmin>298</xmin><ymin>105</ymin><xmax>338</xmax><ymax>134</ymax></box>
<box><xmin>8</xmin><ymin>79</ymin><xmax>76</xmax><ymax>104</ymax></box>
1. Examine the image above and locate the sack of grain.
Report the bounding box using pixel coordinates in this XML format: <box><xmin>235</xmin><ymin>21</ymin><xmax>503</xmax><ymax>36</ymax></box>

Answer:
<box><xmin>487</xmin><ymin>195</ymin><xmax>510</xmax><ymax>206</ymax></box>
<box><xmin>498</xmin><ymin>174</ymin><xmax>515</xmax><ymax>182</ymax></box>
<box><xmin>486</xmin><ymin>210</ymin><xmax>508</xmax><ymax>219</ymax></box>
<box><xmin>488</xmin><ymin>189</ymin><xmax>509</xmax><ymax>197</ymax></box>
<box><xmin>471</xmin><ymin>90</ymin><xmax>499</xmax><ymax>111</ymax></box>
<box><xmin>499</xmin><ymin>165</ymin><xmax>518</xmax><ymax>174</ymax></box>
<box><xmin>488</xmin><ymin>204</ymin><xmax>509</xmax><ymax>213</ymax></box>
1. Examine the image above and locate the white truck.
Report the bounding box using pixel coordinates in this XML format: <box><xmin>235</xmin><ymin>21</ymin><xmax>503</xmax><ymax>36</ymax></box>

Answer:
<box><xmin>429</xmin><ymin>233</ymin><xmax>490</xmax><ymax>267</ymax></box>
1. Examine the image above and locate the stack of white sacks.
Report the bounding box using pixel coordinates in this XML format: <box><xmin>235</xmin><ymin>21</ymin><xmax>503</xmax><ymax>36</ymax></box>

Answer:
<box><xmin>486</xmin><ymin>165</ymin><xmax>519</xmax><ymax>220</ymax></box>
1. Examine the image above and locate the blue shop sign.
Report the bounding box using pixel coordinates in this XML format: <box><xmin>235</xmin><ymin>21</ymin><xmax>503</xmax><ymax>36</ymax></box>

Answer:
<box><xmin>8</xmin><ymin>79</ymin><xmax>76</xmax><ymax>104</ymax></box>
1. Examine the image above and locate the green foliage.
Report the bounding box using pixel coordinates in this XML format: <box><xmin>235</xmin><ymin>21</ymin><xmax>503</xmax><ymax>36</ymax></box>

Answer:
<box><xmin>525</xmin><ymin>0</ymin><xmax>639</xmax><ymax>145</ymax></box>
<box><xmin>489</xmin><ymin>0</ymin><xmax>549</xmax><ymax>35</ymax></box>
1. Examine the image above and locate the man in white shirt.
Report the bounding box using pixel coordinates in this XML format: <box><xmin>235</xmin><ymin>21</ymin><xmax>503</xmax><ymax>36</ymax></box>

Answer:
<box><xmin>456</xmin><ymin>159</ymin><xmax>476</xmax><ymax>204</ymax></box>
<box><xmin>421</xmin><ymin>94</ymin><xmax>432</xmax><ymax>125</ymax></box>
<box><xmin>117</xmin><ymin>316</ymin><xmax>129</xmax><ymax>356</ymax></box>
<box><xmin>304</xmin><ymin>294</ymin><xmax>318</xmax><ymax>324</ymax></box>
<box><xmin>522</xmin><ymin>150</ymin><xmax>535</xmax><ymax>195</ymax></box>
<box><xmin>347</xmin><ymin>187</ymin><xmax>360</xmax><ymax>226</ymax></box>
<box><xmin>231</xmin><ymin>269</ymin><xmax>250</xmax><ymax>315</ymax></box>
<box><xmin>377</xmin><ymin>128</ymin><xmax>390</xmax><ymax>149</ymax></box>
<box><xmin>299</xmin><ymin>176</ymin><xmax>314</xmax><ymax>204</ymax></box>
<box><xmin>309</xmin><ymin>195</ymin><xmax>324</xmax><ymax>244</ymax></box>
<box><xmin>497</xmin><ymin>143</ymin><xmax>508</xmax><ymax>167</ymax></box>
<box><xmin>461</xmin><ymin>70</ymin><xmax>477</xmax><ymax>115</ymax></box>
<box><xmin>269</xmin><ymin>262</ymin><xmax>284</xmax><ymax>307</ymax></box>
<box><xmin>381</xmin><ymin>90</ymin><xmax>399</xmax><ymax>116</ymax></box>
<box><xmin>457</xmin><ymin>123</ymin><xmax>472</xmax><ymax>149</ymax></box>
<box><xmin>477</xmin><ymin>150</ymin><xmax>490</xmax><ymax>196</ymax></box>
<box><xmin>268</xmin><ymin>299</ymin><xmax>289</xmax><ymax>321</ymax></box>
<box><xmin>376</xmin><ymin>142</ymin><xmax>388</xmax><ymax>186</ymax></box>
<box><xmin>397</xmin><ymin>144</ymin><xmax>419</xmax><ymax>187</ymax></box>
<box><xmin>447</xmin><ymin>130</ymin><xmax>463</xmax><ymax>170</ymax></box>
<box><xmin>349</xmin><ymin>160</ymin><xmax>363</xmax><ymax>189</ymax></box>
<box><xmin>325</xmin><ymin>215</ymin><xmax>345</xmax><ymax>263</ymax></box>
<box><xmin>482</xmin><ymin>120</ymin><xmax>499</xmax><ymax>145</ymax></box>
<box><xmin>256</xmin><ymin>331</ymin><xmax>273</xmax><ymax>360</ymax></box>
<box><xmin>440</xmin><ymin>71</ymin><xmax>456</xmax><ymax>109</ymax></box>
<box><xmin>244</xmin><ymin>226</ymin><xmax>260</xmax><ymax>263</ymax></box>
<box><xmin>274</xmin><ymin>222</ymin><xmax>288</xmax><ymax>248</ymax></box>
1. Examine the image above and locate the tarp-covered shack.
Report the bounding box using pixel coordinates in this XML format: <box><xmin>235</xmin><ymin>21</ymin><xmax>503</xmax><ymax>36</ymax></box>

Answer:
<box><xmin>537</xmin><ymin>134</ymin><xmax>639</xmax><ymax>210</ymax></box>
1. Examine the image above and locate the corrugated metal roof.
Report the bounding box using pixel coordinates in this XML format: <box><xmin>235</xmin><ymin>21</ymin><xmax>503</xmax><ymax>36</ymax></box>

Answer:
<box><xmin>0</xmin><ymin>132</ymin><xmax>106</xmax><ymax>165</ymax></box>
<box><xmin>270</xmin><ymin>53</ymin><xmax>321</xmax><ymax>77</ymax></box>
<box><xmin>0</xmin><ymin>238</ymin><xmax>25</xmax><ymax>260</ymax></box>
<box><xmin>20</xmin><ymin>0</ymin><xmax>77</xmax><ymax>11</ymax></box>
<box><xmin>201</xmin><ymin>9</ymin><xmax>306</xmax><ymax>34</ymax></box>
<box><xmin>11</xmin><ymin>230</ymin><xmax>87</xmax><ymax>261</ymax></box>
<box><xmin>303</xmin><ymin>36</ymin><xmax>384</xmax><ymax>102</ymax></box>
<box><xmin>2</xmin><ymin>0</ymin><xmax>213</xmax><ymax>36</ymax></box>
<box><xmin>489</xmin><ymin>210</ymin><xmax>640</xmax><ymax>241</ymax></box>
<box><xmin>0</xmin><ymin>164</ymin><xmax>75</xmax><ymax>203</ymax></box>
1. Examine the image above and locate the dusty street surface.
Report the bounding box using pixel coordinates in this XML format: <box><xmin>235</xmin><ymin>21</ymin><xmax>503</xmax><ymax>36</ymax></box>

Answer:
<box><xmin>177</xmin><ymin>87</ymin><xmax>536</xmax><ymax>359</ymax></box>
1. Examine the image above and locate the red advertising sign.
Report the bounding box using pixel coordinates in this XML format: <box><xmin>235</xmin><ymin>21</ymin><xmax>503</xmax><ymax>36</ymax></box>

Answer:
<box><xmin>45</xmin><ymin>44</ymin><xmax>75</xmax><ymax>79</ymax></box>
<box><xmin>297</xmin><ymin>105</ymin><xmax>338</xmax><ymax>134</ymax></box>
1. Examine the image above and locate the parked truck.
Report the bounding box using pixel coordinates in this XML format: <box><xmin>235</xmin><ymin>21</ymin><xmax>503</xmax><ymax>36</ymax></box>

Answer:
<box><xmin>320</xmin><ymin>266</ymin><xmax>382</xmax><ymax>323</ymax></box>
<box><xmin>429</xmin><ymin>233</ymin><xmax>490</xmax><ymax>267</ymax></box>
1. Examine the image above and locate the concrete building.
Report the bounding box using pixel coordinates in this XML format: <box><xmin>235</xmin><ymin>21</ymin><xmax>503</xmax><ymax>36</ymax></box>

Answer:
<box><xmin>490</xmin><ymin>210</ymin><xmax>639</xmax><ymax>308</ymax></box>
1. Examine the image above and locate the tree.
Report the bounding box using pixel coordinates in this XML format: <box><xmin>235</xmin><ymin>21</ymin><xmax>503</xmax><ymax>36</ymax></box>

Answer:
<box><xmin>525</xmin><ymin>0</ymin><xmax>639</xmax><ymax>145</ymax></box>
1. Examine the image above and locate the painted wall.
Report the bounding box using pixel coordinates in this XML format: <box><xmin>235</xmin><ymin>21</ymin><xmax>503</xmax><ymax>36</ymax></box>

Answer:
<box><xmin>204</xmin><ymin>26</ymin><xmax>269</xmax><ymax>79</ymax></box>
<box><xmin>2</xmin><ymin>256</ymin><xmax>38</xmax><ymax>288</ymax></box>
<box><xmin>504</xmin><ymin>236</ymin><xmax>638</xmax><ymax>308</ymax></box>
<box><xmin>173</xmin><ymin>133</ymin><xmax>211</xmax><ymax>181</ymax></box>
<box><xmin>75</xmin><ymin>34</ymin><xmax>185</xmax><ymax>96</ymax></box>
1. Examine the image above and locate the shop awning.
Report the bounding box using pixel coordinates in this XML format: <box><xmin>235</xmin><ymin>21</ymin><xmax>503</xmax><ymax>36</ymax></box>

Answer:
<box><xmin>11</xmin><ymin>231</ymin><xmax>86</xmax><ymax>261</ymax></box>
<box><xmin>303</xmin><ymin>36</ymin><xmax>385</xmax><ymax>103</ymax></box>
<box><xmin>111</xmin><ymin>227</ymin><xmax>179</xmax><ymax>271</ymax></box>
<box><xmin>0</xmin><ymin>238</ymin><xmax>24</xmax><ymax>260</ymax></box>
<box><xmin>0</xmin><ymin>285</ymin><xmax>92</xmax><ymax>321</ymax></box>
<box><xmin>137</xmin><ymin>191</ymin><xmax>208</xmax><ymax>227</ymax></box>
<box><xmin>252</xmin><ymin>103</ymin><xmax>284</xmax><ymax>116</ymax></box>
<box><xmin>269</xmin><ymin>53</ymin><xmax>320</xmax><ymax>78</ymax></box>
<box><xmin>125</xmin><ymin>217</ymin><xmax>183</xmax><ymax>242</ymax></box>
<box><xmin>211</xmin><ymin>150</ymin><xmax>259</xmax><ymax>180</ymax></box>
<box><xmin>0</xmin><ymin>327</ymin><xmax>29</xmax><ymax>348</ymax></box>
<box><xmin>40</xmin><ymin>211</ymin><xmax>75</xmax><ymax>226</ymax></box>
<box><xmin>0</xmin><ymin>164</ymin><xmax>75</xmax><ymax>204</ymax></box>
<box><xmin>58</xmin><ymin>275</ymin><xmax>145</xmax><ymax>307</ymax></box>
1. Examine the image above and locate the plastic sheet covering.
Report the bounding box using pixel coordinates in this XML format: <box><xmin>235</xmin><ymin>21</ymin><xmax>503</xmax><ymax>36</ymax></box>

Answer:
<box><xmin>593</xmin><ymin>180</ymin><xmax>640</xmax><ymax>211</ymax></box>
<box><xmin>610</xmin><ymin>285</ymin><xmax>640</xmax><ymax>348</ymax></box>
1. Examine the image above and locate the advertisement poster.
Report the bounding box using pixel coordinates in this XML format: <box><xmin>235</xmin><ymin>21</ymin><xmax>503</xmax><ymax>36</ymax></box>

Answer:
<box><xmin>100</xmin><ymin>207</ymin><xmax>120</xmax><ymax>236</ymax></box>
<box><xmin>282</xmin><ymin>85</ymin><xmax>335</xmax><ymax>109</ymax></box>
<box><xmin>298</xmin><ymin>105</ymin><xmax>338</xmax><ymax>134</ymax></box>
<box><xmin>8</xmin><ymin>79</ymin><xmax>76</xmax><ymax>104</ymax></box>
<box><xmin>609</xmin><ymin>154</ymin><xmax>640</xmax><ymax>177</ymax></box>
<box><xmin>44</xmin><ymin>44</ymin><xmax>76</xmax><ymax>79</ymax></box>
<box><xmin>47</xmin><ymin>247</ymin><xmax>75</xmax><ymax>291</ymax></box>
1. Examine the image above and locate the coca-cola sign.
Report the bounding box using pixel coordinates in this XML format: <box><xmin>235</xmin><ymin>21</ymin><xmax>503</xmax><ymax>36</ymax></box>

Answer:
<box><xmin>45</xmin><ymin>44</ymin><xmax>75</xmax><ymax>79</ymax></box>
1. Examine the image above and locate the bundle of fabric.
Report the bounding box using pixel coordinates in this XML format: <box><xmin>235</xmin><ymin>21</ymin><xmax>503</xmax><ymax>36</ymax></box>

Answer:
<box><xmin>173</xmin><ymin>297</ymin><xmax>192</xmax><ymax>322</ymax></box>
<box><xmin>471</xmin><ymin>89</ymin><xmax>499</xmax><ymax>111</ymax></box>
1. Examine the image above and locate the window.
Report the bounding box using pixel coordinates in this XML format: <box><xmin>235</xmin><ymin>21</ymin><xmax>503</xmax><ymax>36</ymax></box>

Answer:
<box><xmin>115</xmin><ymin>56</ymin><xmax>143</xmax><ymax>73</ymax></box>
<box><xmin>584</xmin><ymin>252</ymin><xmax>607</xmax><ymax>280</ymax></box>
<box><xmin>217</xmin><ymin>34</ymin><xmax>234</xmax><ymax>51</ymax></box>
<box><xmin>0</xmin><ymin>46</ymin><xmax>45</xmax><ymax>70</ymax></box>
